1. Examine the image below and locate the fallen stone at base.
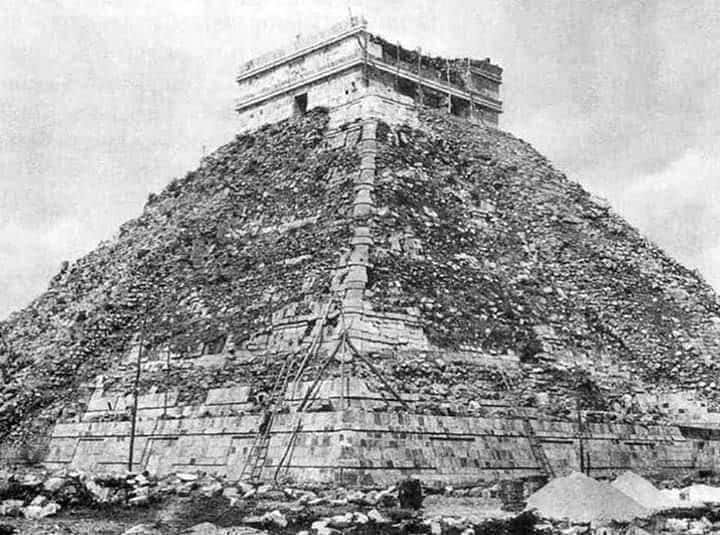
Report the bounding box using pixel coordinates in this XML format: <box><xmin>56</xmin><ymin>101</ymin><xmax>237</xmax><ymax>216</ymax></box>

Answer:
<box><xmin>22</xmin><ymin>501</ymin><xmax>60</xmax><ymax>519</ymax></box>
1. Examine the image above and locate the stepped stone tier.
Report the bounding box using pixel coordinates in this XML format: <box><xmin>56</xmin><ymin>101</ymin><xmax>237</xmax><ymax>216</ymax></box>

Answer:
<box><xmin>3</xmin><ymin>20</ymin><xmax>720</xmax><ymax>487</ymax></box>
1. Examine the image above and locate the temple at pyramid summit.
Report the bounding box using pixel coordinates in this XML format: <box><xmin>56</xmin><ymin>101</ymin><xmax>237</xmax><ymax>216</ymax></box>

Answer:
<box><xmin>235</xmin><ymin>17</ymin><xmax>503</xmax><ymax>132</ymax></box>
<box><xmin>3</xmin><ymin>18</ymin><xmax>720</xmax><ymax>489</ymax></box>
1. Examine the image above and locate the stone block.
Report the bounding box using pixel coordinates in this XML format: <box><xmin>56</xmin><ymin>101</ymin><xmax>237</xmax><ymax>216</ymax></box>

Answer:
<box><xmin>206</xmin><ymin>386</ymin><xmax>251</xmax><ymax>405</ymax></box>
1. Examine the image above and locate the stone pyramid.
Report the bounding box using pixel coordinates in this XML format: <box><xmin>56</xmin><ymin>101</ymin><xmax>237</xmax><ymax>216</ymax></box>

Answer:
<box><xmin>3</xmin><ymin>23</ymin><xmax>720</xmax><ymax>486</ymax></box>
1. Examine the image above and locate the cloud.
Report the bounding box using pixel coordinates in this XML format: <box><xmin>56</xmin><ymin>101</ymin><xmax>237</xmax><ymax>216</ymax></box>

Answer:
<box><xmin>613</xmin><ymin>148</ymin><xmax>720</xmax><ymax>287</ymax></box>
<box><xmin>0</xmin><ymin>216</ymin><xmax>96</xmax><ymax>314</ymax></box>
<box><xmin>500</xmin><ymin>0</ymin><xmax>720</xmax><ymax>292</ymax></box>
<box><xmin>702</xmin><ymin>243</ymin><xmax>720</xmax><ymax>289</ymax></box>
<box><xmin>503</xmin><ymin>1</ymin><xmax>719</xmax><ymax>171</ymax></box>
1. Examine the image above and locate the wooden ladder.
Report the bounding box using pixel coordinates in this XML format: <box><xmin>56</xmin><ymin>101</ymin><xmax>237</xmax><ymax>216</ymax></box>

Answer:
<box><xmin>239</xmin><ymin>349</ymin><xmax>297</xmax><ymax>481</ymax></box>
<box><xmin>273</xmin><ymin>418</ymin><xmax>303</xmax><ymax>482</ymax></box>
<box><xmin>522</xmin><ymin>417</ymin><xmax>555</xmax><ymax>479</ymax></box>
<box><xmin>497</xmin><ymin>365</ymin><xmax>554</xmax><ymax>478</ymax></box>
<box><xmin>239</xmin><ymin>300</ymin><xmax>336</xmax><ymax>482</ymax></box>
<box><xmin>241</xmin><ymin>412</ymin><xmax>275</xmax><ymax>481</ymax></box>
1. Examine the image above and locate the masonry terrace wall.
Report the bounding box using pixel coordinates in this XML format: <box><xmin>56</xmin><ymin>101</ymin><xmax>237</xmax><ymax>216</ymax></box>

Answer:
<box><xmin>45</xmin><ymin>407</ymin><xmax>717</xmax><ymax>487</ymax></box>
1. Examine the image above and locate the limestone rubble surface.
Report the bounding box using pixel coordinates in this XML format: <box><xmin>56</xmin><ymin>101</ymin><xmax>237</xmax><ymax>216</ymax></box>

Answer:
<box><xmin>1</xmin><ymin>106</ymin><xmax>720</xmax><ymax>456</ymax></box>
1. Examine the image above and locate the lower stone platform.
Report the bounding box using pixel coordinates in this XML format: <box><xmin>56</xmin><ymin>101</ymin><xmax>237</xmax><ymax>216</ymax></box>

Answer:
<box><xmin>45</xmin><ymin>403</ymin><xmax>720</xmax><ymax>487</ymax></box>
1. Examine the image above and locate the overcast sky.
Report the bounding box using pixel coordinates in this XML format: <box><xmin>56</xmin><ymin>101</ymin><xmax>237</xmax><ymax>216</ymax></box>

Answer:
<box><xmin>1</xmin><ymin>0</ymin><xmax>719</xmax><ymax>319</ymax></box>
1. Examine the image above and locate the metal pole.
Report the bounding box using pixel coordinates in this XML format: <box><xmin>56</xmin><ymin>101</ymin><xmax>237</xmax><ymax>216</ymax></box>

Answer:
<box><xmin>128</xmin><ymin>311</ymin><xmax>148</xmax><ymax>472</ymax></box>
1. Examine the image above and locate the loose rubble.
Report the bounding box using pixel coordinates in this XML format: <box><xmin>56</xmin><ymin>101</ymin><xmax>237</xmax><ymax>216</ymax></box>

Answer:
<box><xmin>2</xmin><ymin>105</ymin><xmax>720</xmax><ymax>461</ymax></box>
<box><xmin>683</xmin><ymin>484</ymin><xmax>720</xmax><ymax>504</ymax></box>
<box><xmin>0</xmin><ymin>108</ymin><xmax>353</xmax><ymax>453</ymax></box>
<box><xmin>3</xmin><ymin>468</ymin><xmax>720</xmax><ymax>533</ymax></box>
<box><xmin>370</xmin><ymin>109</ymin><xmax>720</xmax><ymax>421</ymax></box>
<box><xmin>0</xmin><ymin>467</ymin><xmax>533</xmax><ymax>534</ymax></box>
<box><xmin>1</xmin><ymin>44</ymin><xmax>720</xmax><ymax>535</ymax></box>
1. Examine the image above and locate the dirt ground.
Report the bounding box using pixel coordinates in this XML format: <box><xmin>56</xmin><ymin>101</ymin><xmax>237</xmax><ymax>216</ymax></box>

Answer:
<box><xmin>422</xmin><ymin>495</ymin><xmax>512</xmax><ymax>524</ymax></box>
<box><xmin>0</xmin><ymin>496</ymin><xmax>427</xmax><ymax>535</ymax></box>
<box><xmin>0</xmin><ymin>504</ymin><xmax>158</xmax><ymax>534</ymax></box>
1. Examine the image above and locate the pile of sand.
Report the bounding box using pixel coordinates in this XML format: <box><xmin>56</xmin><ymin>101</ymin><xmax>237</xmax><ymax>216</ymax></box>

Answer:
<box><xmin>659</xmin><ymin>487</ymin><xmax>706</xmax><ymax>508</ymax></box>
<box><xmin>682</xmin><ymin>484</ymin><xmax>720</xmax><ymax>504</ymax></box>
<box><xmin>611</xmin><ymin>471</ymin><xmax>679</xmax><ymax>510</ymax></box>
<box><xmin>526</xmin><ymin>472</ymin><xmax>649</xmax><ymax>523</ymax></box>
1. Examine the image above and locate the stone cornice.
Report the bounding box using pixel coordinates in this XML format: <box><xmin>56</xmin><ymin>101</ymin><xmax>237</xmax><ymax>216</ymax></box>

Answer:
<box><xmin>235</xmin><ymin>55</ymin><xmax>503</xmax><ymax>114</ymax></box>
<box><xmin>237</xmin><ymin>23</ymin><xmax>367</xmax><ymax>83</ymax></box>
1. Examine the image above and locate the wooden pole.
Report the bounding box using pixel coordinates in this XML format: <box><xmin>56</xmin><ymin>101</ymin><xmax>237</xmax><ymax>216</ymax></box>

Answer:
<box><xmin>339</xmin><ymin>302</ymin><xmax>346</xmax><ymax>410</ymax></box>
<box><xmin>586</xmin><ymin>450</ymin><xmax>591</xmax><ymax>477</ymax></box>
<box><xmin>163</xmin><ymin>346</ymin><xmax>170</xmax><ymax>418</ymax></box>
<box><xmin>416</xmin><ymin>47</ymin><xmax>423</xmax><ymax>106</ymax></box>
<box><xmin>446</xmin><ymin>59</ymin><xmax>452</xmax><ymax>113</ymax></box>
<box><xmin>577</xmin><ymin>399</ymin><xmax>585</xmax><ymax>475</ymax></box>
<box><xmin>344</xmin><ymin>337</ymin><xmax>410</xmax><ymax>410</ymax></box>
<box><xmin>297</xmin><ymin>334</ymin><xmax>344</xmax><ymax>412</ymax></box>
<box><xmin>290</xmin><ymin>300</ymin><xmax>332</xmax><ymax>395</ymax></box>
<box><xmin>273</xmin><ymin>418</ymin><xmax>303</xmax><ymax>482</ymax></box>
<box><xmin>395</xmin><ymin>42</ymin><xmax>400</xmax><ymax>90</ymax></box>
<box><xmin>362</xmin><ymin>30</ymin><xmax>369</xmax><ymax>87</ymax></box>
<box><xmin>0</xmin><ymin>330</ymin><xmax>8</xmax><ymax>384</ymax></box>
<box><xmin>128</xmin><ymin>311</ymin><xmax>148</xmax><ymax>472</ymax></box>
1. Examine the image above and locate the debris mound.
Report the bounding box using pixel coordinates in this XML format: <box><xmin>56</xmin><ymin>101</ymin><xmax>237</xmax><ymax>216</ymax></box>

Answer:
<box><xmin>525</xmin><ymin>471</ymin><xmax>649</xmax><ymax>523</ymax></box>
<box><xmin>611</xmin><ymin>471</ymin><xmax>679</xmax><ymax>510</ymax></box>
<box><xmin>3</xmin><ymin>103</ymin><xmax>720</xmax><ymax>459</ymax></box>
<box><xmin>682</xmin><ymin>484</ymin><xmax>720</xmax><ymax>504</ymax></box>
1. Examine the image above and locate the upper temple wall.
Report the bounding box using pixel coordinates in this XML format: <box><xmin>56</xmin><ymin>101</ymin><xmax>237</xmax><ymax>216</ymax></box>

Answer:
<box><xmin>235</xmin><ymin>18</ymin><xmax>503</xmax><ymax>131</ymax></box>
<box><xmin>236</xmin><ymin>31</ymin><xmax>363</xmax><ymax>104</ymax></box>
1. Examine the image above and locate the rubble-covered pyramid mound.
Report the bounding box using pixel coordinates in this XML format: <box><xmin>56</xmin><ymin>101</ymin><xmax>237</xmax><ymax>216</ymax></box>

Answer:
<box><xmin>0</xmin><ymin>109</ymin><xmax>357</xmax><ymax>450</ymax></box>
<box><xmin>369</xmin><ymin>110</ymin><xmax>720</xmax><ymax>416</ymax></box>
<box><xmin>2</xmin><ymin>105</ymin><xmax>720</xmax><ymax>455</ymax></box>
